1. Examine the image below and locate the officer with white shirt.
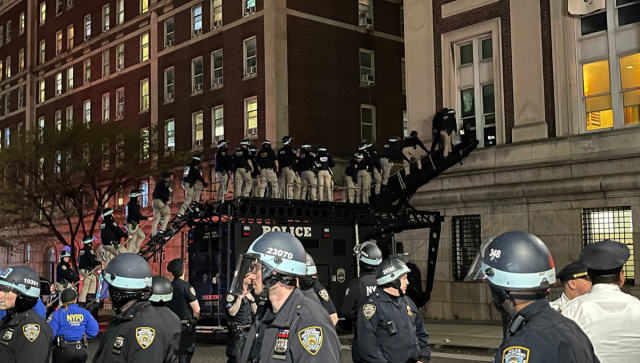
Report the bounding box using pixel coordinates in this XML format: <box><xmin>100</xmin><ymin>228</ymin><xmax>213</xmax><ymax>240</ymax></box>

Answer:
<box><xmin>549</xmin><ymin>260</ymin><xmax>591</xmax><ymax>312</ymax></box>
<box><xmin>563</xmin><ymin>239</ymin><xmax>640</xmax><ymax>363</ymax></box>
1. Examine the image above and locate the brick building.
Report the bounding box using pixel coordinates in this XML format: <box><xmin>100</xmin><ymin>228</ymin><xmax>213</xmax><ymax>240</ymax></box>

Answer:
<box><xmin>400</xmin><ymin>0</ymin><xmax>640</xmax><ymax>321</ymax></box>
<box><xmin>0</xmin><ymin>0</ymin><xmax>406</xmax><ymax>277</ymax></box>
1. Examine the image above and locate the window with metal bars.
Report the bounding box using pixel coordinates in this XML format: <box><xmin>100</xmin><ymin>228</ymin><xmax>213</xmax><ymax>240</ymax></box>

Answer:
<box><xmin>582</xmin><ymin>207</ymin><xmax>634</xmax><ymax>283</ymax></box>
<box><xmin>451</xmin><ymin>215</ymin><xmax>481</xmax><ymax>281</ymax></box>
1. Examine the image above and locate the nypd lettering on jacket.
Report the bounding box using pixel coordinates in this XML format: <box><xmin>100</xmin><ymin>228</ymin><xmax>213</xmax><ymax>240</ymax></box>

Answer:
<box><xmin>261</xmin><ymin>226</ymin><xmax>312</xmax><ymax>238</ymax></box>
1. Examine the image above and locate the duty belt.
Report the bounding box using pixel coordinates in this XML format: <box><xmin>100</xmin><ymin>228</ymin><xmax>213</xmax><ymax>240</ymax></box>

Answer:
<box><xmin>260</xmin><ymin>167</ymin><xmax>274</xmax><ymax>170</ymax></box>
<box><xmin>234</xmin><ymin>324</ymin><xmax>252</xmax><ymax>331</ymax></box>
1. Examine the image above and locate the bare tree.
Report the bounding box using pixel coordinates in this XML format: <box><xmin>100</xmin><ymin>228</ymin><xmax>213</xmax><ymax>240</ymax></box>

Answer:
<box><xmin>0</xmin><ymin>121</ymin><xmax>187</xmax><ymax>267</ymax></box>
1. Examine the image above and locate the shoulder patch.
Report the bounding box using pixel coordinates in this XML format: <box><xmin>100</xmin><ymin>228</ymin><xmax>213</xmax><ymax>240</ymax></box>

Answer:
<box><xmin>23</xmin><ymin>324</ymin><xmax>41</xmax><ymax>342</ymax></box>
<box><xmin>136</xmin><ymin>327</ymin><xmax>155</xmax><ymax>349</ymax></box>
<box><xmin>345</xmin><ymin>288</ymin><xmax>350</xmax><ymax>297</ymax></box>
<box><xmin>318</xmin><ymin>289</ymin><xmax>330</xmax><ymax>302</ymax></box>
<box><xmin>100</xmin><ymin>223</ymin><xmax>106</xmax><ymax>229</ymax></box>
<box><xmin>226</xmin><ymin>294</ymin><xmax>234</xmax><ymax>303</ymax></box>
<box><xmin>90</xmin><ymin>250</ymin><xmax>96</xmax><ymax>255</ymax></box>
<box><xmin>61</xmin><ymin>265</ymin><xmax>67</xmax><ymax>270</ymax></box>
<box><xmin>502</xmin><ymin>346</ymin><xmax>530</xmax><ymax>363</ymax></box>
<box><xmin>363</xmin><ymin>304</ymin><xmax>376</xmax><ymax>319</ymax></box>
<box><xmin>190</xmin><ymin>287</ymin><xmax>196</xmax><ymax>296</ymax></box>
<box><xmin>298</xmin><ymin>326</ymin><xmax>323</xmax><ymax>356</ymax></box>
<box><xmin>112</xmin><ymin>222</ymin><xmax>118</xmax><ymax>227</ymax></box>
<box><xmin>47</xmin><ymin>314</ymin><xmax>53</xmax><ymax>323</ymax></box>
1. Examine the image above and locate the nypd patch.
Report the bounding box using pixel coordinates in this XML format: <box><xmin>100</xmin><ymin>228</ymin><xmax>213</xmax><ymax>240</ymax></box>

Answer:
<box><xmin>363</xmin><ymin>304</ymin><xmax>376</xmax><ymax>319</ymax></box>
<box><xmin>190</xmin><ymin>287</ymin><xmax>196</xmax><ymax>296</ymax></box>
<box><xmin>136</xmin><ymin>327</ymin><xmax>155</xmax><ymax>349</ymax></box>
<box><xmin>318</xmin><ymin>289</ymin><xmax>330</xmax><ymax>302</ymax></box>
<box><xmin>226</xmin><ymin>294</ymin><xmax>234</xmax><ymax>303</ymax></box>
<box><xmin>23</xmin><ymin>324</ymin><xmax>41</xmax><ymax>342</ymax></box>
<box><xmin>61</xmin><ymin>265</ymin><xmax>67</xmax><ymax>270</ymax></box>
<box><xmin>298</xmin><ymin>326</ymin><xmax>323</xmax><ymax>355</ymax></box>
<box><xmin>502</xmin><ymin>346</ymin><xmax>530</xmax><ymax>363</ymax></box>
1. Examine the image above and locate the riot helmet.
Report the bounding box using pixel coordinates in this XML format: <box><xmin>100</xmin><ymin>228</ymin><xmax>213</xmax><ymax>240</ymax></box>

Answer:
<box><xmin>150</xmin><ymin>276</ymin><xmax>173</xmax><ymax>305</ymax></box>
<box><xmin>376</xmin><ymin>257</ymin><xmax>411</xmax><ymax>295</ymax></box>
<box><xmin>240</xmin><ymin>139</ymin><xmax>251</xmax><ymax>147</ymax></box>
<box><xmin>0</xmin><ymin>266</ymin><xmax>41</xmax><ymax>312</ymax></box>
<box><xmin>217</xmin><ymin>140</ymin><xmax>228</xmax><ymax>148</ymax></box>
<box><xmin>317</xmin><ymin>146</ymin><xmax>327</xmax><ymax>154</ymax></box>
<box><xmin>464</xmin><ymin>231</ymin><xmax>556</xmax><ymax>318</ymax></box>
<box><xmin>102</xmin><ymin>253</ymin><xmax>152</xmax><ymax>311</ymax></box>
<box><xmin>60</xmin><ymin>246</ymin><xmax>71</xmax><ymax>261</ymax></box>
<box><xmin>355</xmin><ymin>153</ymin><xmax>364</xmax><ymax>160</ymax></box>
<box><xmin>282</xmin><ymin>135</ymin><xmax>292</xmax><ymax>145</ymax></box>
<box><xmin>301</xmin><ymin>144</ymin><xmax>311</xmax><ymax>150</ymax></box>
<box><xmin>82</xmin><ymin>235</ymin><xmax>95</xmax><ymax>246</ymax></box>
<box><xmin>129</xmin><ymin>189</ymin><xmax>142</xmax><ymax>202</ymax></box>
<box><xmin>192</xmin><ymin>154</ymin><xmax>203</xmax><ymax>162</ymax></box>
<box><xmin>358</xmin><ymin>142</ymin><xmax>368</xmax><ymax>151</ymax></box>
<box><xmin>354</xmin><ymin>240</ymin><xmax>383</xmax><ymax>270</ymax></box>
<box><xmin>102</xmin><ymin>208</ymin><xmax>114</xmax><ymax>219</ymax></box>
<box><xmin>299</xmin><ymin>252</ymin><xmax>317</xmax><ymax>290</ymax></box>
<box><xmin>263</xmin><ymin>140</ymin><xmax>272</xmax><ymax>147</ymax></box>
<box><xmin>389</xmin><ymin>136</ymin><xmax>401</xmax><ymax>143</ymax></box>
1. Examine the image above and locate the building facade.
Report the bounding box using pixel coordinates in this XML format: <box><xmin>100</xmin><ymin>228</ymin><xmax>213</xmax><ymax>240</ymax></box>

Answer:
<box><xmin>0</xmin><ymin>0</ymin><xmax>407</xmax><ymax>277</ymax></box>
<box><xmin>400</xmin><ymin>0</ymin><xmax>640</xmax><ymax>321</ymax></box>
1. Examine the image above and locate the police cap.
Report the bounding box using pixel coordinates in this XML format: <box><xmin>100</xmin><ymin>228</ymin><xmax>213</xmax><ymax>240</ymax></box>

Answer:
<box><xmin>61</xmin><ymin>288</ymin><xmax>78</xmax><ymax>303</ymax></box>
<box><xmin>167</xmin><ymin>258</ymin><xmax>184</xmax><ymax>273</ymax></box>
<box><xmin>556</xmin><ymin>260</ymin><xmax>589</xmax><ymax>283</ymax></box>
<box><xmin>580</xmin><ymin>239</ymin><xmax>630</xmax><ymax>272</ymax></box>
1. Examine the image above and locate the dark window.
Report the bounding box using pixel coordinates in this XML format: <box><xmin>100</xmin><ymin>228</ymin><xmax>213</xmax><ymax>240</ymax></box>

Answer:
<box><xmin>582</xmin><ymin>207</ymin><xmax>634</xmax><ymax>283</ymax></box>
<box><xmin>333</xmin><ymin>239</ymin><xmax>347</xmax><ymax>256</ymax></box>
<box><xmin>301</xmin><ymin>239</ymin><xmax>319</xmax><ymax>249</ymax></box>
<box><xmin>618</xmin><ymin>3</ymin><xmax>640</xmax><ymax>26</ymax></box>
<box><xmin>451</xmin><ymin>215</ymin><xmax>481</xmax><ymax>281</ymax></box>
<box><xmin>581</xmin><ymin>11</ymin><xmax>607</xmax><ymax>36</ymax></box>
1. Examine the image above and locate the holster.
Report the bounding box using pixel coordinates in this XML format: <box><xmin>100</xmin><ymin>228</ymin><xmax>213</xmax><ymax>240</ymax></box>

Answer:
<box><xmin>131</xmin><ymin>222</ymin><xmax>138</xmax><ymax>230</ymax></box>
<box><xmin>55</xmin><ymin>335</ymin><xmax>65</xmax><ymax>348</ymax></box>
<box><xmin>82</xmin><ymin>335</ymin><xmax>88</xmax><ymax>348</ymax></box>
<box><xmin>188</xmin><ymin>316</ymin><xmax>197</xmax><ymax>334</ymax></box>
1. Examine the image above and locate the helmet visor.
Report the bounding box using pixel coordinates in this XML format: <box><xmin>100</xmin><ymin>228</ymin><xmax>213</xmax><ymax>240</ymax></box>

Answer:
<box><xmin>464</xmin><ymin>236</ymin><xmax>497</xmax><ymax>282</ymax></box>
<box><xmin>229</xmin><ymin>254</ymin><xmax>261</xmax><ymax>296</ymax></box>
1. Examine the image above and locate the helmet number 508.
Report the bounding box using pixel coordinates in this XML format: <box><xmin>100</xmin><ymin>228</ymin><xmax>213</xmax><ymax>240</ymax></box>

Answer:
<box><xmin>266</xmin><ymin>247</ymin><xmax>293</xmax><ymax>260</ymax></box>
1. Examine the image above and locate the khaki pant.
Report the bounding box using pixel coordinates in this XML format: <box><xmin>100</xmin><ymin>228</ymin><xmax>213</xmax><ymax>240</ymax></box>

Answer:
<box><xmin>179</xmin><ymin>180</ymin><xmax>203</xmax><ymax>215</ymax></box>
<box><xmin>252</xmin><ymin>174</ymin><xmax>260</xmax><ymax>197</ymax></box>
<box><xmin>152</xmin><ymin>199</ymin><xmax>171</xmax><ymax>236</ymax></box>
<box><xmin>301</xmin><ymin>171</ymin><xmax>317</xmax><ymax>201</ymax></box>
<box><xmin>294</xmin><ymin>174</ymin><xmax>302</xmax><ymax>200</ymax></box>
<box><xmin>373</xmin><ymin>168</ymin><xmax>382</xmax><ymax>195</ymax></box>
<box><xmin>441</xmin><ymin>130</ymin><xmax>454</xmax><ymax>158</ymax></box>
<box><xmin>79</xmin><ymin>269</ymin><xmax>97</xmax><ymax>303</ymax></box>
<box><xmin>55</xmin><ymin>282</ymin><xmax>73</xmax><ymax>307</ymax></box>
<box><xmin>126</xmin><ymin>223</ymin><xmax>145</xmax><ymax>253</ymax></box>
<box><xmin>381</xmin><ymin>158</ymin><xmax>393</xmax><ymax>186</ymax></box>
<box><xmin>357</xmin><ymin>170</ymin><xmax>372</xmax><ymax>204</ymax></box>
<box><xmin>345</xmin><ymin>178</ymin><xmax>356</xmax><ymax>203</ymax></box>
<box><xmin>102</xmin><ymin>244</ymin><xmax>119</xmax><ymax>267</ymax></box>
<box><xmin>281</xmin><ymin>167</ymin><xmax>296</xmax><ymax>199</ymax></box>
<box><xmin>216</xmin><ymin>170</ymin><xmax>230</xmax><ymax>202</ymax></box>
<box><xmin>317</xmin><ymin>170</ymin><xmax>333</xmax><ymax>202</ymax></box>
<box><xmin>234</xmin><ymin>169</ymin><xmax>253</xmax><ymax>198</ymax></box>
<box><xmin>402</xmin><ymin>147</ymin><xmax>421</xmax><ymax>175</ymax></box>
<box><xmin>260</xmin><ymin>169</ymin><xmax>279</xmax><ymax>198</ymax></box>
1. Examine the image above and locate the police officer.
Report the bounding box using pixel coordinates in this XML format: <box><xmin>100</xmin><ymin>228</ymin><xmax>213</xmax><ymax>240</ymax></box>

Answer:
<box><xmin>225</xmin><ymin>272</ymin><xmax>256</xmax><ymax>363</ymax></box>
<box><xmin>549</xmin><ymin>260</ymin><xmax>591</xmax><ymax>312</ymax></box>
<box><xmin>151</xmin><ymin>171</ymin><xmax>173</xmax><ymax>239</ymax></box>
<box><xmin>341</xmin><ymin>241</ymin><xmax>382</xmax><ymax>363</ymax></box>
<box><xmin>430</xmin><ymin>110</ymin><xmax>444</xmax><ymax>152</ymax></box>
<box><xmin>465</xmin><ymin>231</ymin><xmax>599</xmax><ymax>363</ymax></box>
<box><xmin>358</xmin><ymin>257</ymin><xmax>431</xmax><ymax>363</ymax></box>
<box><xmin>77</xmin><ymin>235</ymin><xmax>101</xmax><ymax>307</ymax></box>
<box><xmin>299</xmin><ymin>253</ymin><xmax>338</xmax><ymax>326</ymax></box>
<box><xmin>232</xmin><ymin>140</ymin><xmax>254</xmax><ymax>198</ymax></box>
<box><xmin>178</xmin><ymin>155</ymin><xmax>209</xmax><ymax>220</ymax></box>
<box><xmin>93</xmin><ymin>253</ymin><xmax>170</xmax><ymax>363</ymax></box>
<box><xmin>562</xmin><ymin>239</ymin><xmax>640</xmax><ymax>361</ymax></box>
<box><xmin>278</xmin><ymin>136</ymin><xmax>298</xmax><ymax>199</ymax></box>
<box><xmin>315</xmin><ymin>146</ymin><xmax>335</xmax><ymax>202</ymax></box>
<box><xmin>344</xmin><ymin>153</ymin><xmax>359</xmax><ymax>204</ymax></box>
<box><xmin>248</xmin><ymin>144</ymin><xmax>261</xmax><ymax>197</ymax></box>
<box><xmin>255</xmin><ymin>140</ymin><xmax>280</xmax><ymax>198</ymax></box>
<box><xmin>298</xmin><ymin>144</ymin><xmax>318</xmax><ymax>201</ymax></box>
<box><xmin>0</xmin><ymin>266</ymin><xmax>54</xmax><ymax>363</ymax></box>
<box><xmin>441</xmin><ymin>109</ymin><xmax>457</xmax><ymax>158</ymax></box>
<box><xmin>237</xmin><ymin>232</ymin><xmax>342</xmax><ymax>363</ymax></box>
<box><xmin>48</xmin><ymin>288</ymin><xmax>99</xmax><ymax>363</ymax></box>
<box><xmin>355</xmin><ymin>152</ymin><xmax>371</xmax><ymax>204</ymax></box>
<box><xmin>293</xmin><ymin>149</ymin><xmax>303</xmax><ymax>200</ymax></box>
<box><xmin>215</xmin><ymin>140</ymin><xmax>233</xmax><ymax>202</ymax></box>
<box><xmin>99</xmin><ymin>208</ymin><xmax>128</xmax><ymax>267</ymax></box>
<box><xmin>381</xmin><ymin>136</ymin><xmax>410</xmax><ymax>189</ymax></box>
<box><xmin>57</xmin><ymin>247</ymin><xmax>80</xmax><ymax>298</ymax></box>
<box><xmin>167</xmin><ymin>258</ymin><xmax>201</xmax><ymax>363</ymax></box>
<box><xmin>401</xmin><ymin>131</ymin><xmax>429</xmax><ymax>176</ymax></box>
<box><xmin>364</xmin><ymin>142</ymin><xmax>383</xmax><ymax>196</ymax></box>
<box><xmin>126</xmin><ymin>189</ymin><xmax>149</xmax><ymax>253</ymax></box>
<box><xmin>150</xmin><ymin>276</ymin><xmax>181</xmax><ymax>363</ymax></box>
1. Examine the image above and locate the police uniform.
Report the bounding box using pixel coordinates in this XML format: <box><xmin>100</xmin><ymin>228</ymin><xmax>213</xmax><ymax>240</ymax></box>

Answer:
<box><xmin>48</xmin><ymin>303</ymin><xmax>99</xmax><ymax>363</ymax></box>
<box><xmin>167</xmin><ymin>263</ymin><xmax>198</xmax><ymax>363</ymax></box>
<box><xmin>249</xmin><ymin>146</ymin><xmax>261</xmax><ymax>197</ymax></box>
<box><xmin>92</xmin><ymin>300</ymin><xmax>169</xmax><ymax>363</ymax></box>
<box><xmin>278</xmin><ymin>144</ymin><xmax>298</xmax><ymax>199</ymax></box>
<box><xmin>430</xmin><ymin>112</ymin><xmax>443</xmax><ymax>152</ymax></box>
<box><xmin>0</xmin><ymin>310</ymin><xmax>53</xmax><ymax>363</ymax></box>
<box><xmin>315</xmin><ymin>151</ymin><xmax>335</xmax><ymax>202</ymax></box>
<box><xmin>77</xmin><ymin>244</ymin><xmax>101</xmax><ymax>304</ymax></box>
<box><xmin>154</xmin><ymin>305</ymin><xmax>182</xmax><ymax>363</ymax></box>
<box><xmin>179</xmin><ymin>158</ymin><xmax>208</xmax><ymax>216</ymax></box>
<box><xmin>401</xmin><ymin>135</ymin><xmax>429</xmax><ymax>175</ymax></box>
<box><xmin>56</xmin><ymin>260</ymin><xmax>80</xmax><ymax>294</ymax></box>
<box><xmin>151</xmin><ymin>178</ymin><xmax>172</xmax><ymax>236</ymax></box>
<box><xmin>344</xmin><ymin>157</ymin><xmax>358</xmax><ymax>204</ymax></box>
<box><xmin>225</xmin><ymin>294</ymin><xmax>254</xmax><ymax>363</ymax></box>
<box><xmin>549</xmin><ymin>260</ymin><xmax>588</xmax><ymax>312</ymax></box>
<box><xmin>239</xmin><ymin>288</ymin><xmax>342</xmax><ymax>363</ymax></box>
<box><xmin>301</xmin><ymin>280</ymin><xmax>337</xmax><ymax>318</ymax></box>
<box><xmin>496</xmin><ymin>299</ymin><xmax>599</xmax><ymax>363</ymax></box>
<box><xmin>293</xmin><ymin>151</ymin><xmax>303</xmax><ymax>200</ymax></box>
<box><xmin>440</xmin><ymin>111</ymin><xmax>457</xmax><ymax>158</ymax></box>
<box><xmin>380</xmin><ymin>142</ymin><xmax>409</xmax><ymax>187</ymax></box>
<box><xmin>341</xmin><ymin>271</ymin><xmax>377</xmax><ymax>363</ymax></box>
<box><xmin>356</xmin><ymin>157</ymin><xmax>371</xmax><ymax>204</ymax></box>
<box><xmin>215</xmin><ymin>146</ymin><xmax>233</xmax><ymax>202</ymax></box>
<box><xmin>126</xmin><ymin>197</ymin><xmax>147</xmax><ymax>253</ymax></box>
<box><xmin>365</xmin><ymin>147</ymin><xmax>383</xmax><ymax>195</ymax></box>
<box><xmin>255</xmin><ymin>145</ymin><xmax>280</xmax><ymax>198</ymax></box>
<box><xmin>100</xmin><ymin>217</ymin><xmax>128</xmax><ymax>266</ymax></box>
<box><xmin>298</xmin><ymin>149</ymin><xmax>318</xmax><ymax>201</ymax></box>
<box><xmin>233</xmin><ymin>147</ymin><xmax>253</xmax><ymax>198</ymax></box>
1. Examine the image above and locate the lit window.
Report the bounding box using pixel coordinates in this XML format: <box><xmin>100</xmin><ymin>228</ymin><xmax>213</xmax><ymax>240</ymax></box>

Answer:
<box><xmin>5</xmin><ymin>56</ymin><xmax>9</xmax><ymax>78</ymax></box>
<box><xmin>140</xmin><ymin>128</ymin><xmax>150</xmax><ymax>161</ymax></box>
<box><xmin>66</xmin><ymin>106</ymin><xmax>73</xmax><ymax>129</ymax></box>
<box><xmin>55</xmin><ymin>72</ymin><xmax>62</xmax><ymax>95</ymax></box>
<box><xmin>140</xmin><ymin>181</ymin><xmax>149</xmax><ymax>206</ymax></box>
<box><xmin>84</xmin><ymin>100</ymin><xmax>91</xmax><ymax>125</ymax></box>
<box><xmin>103</xmin><ymin>5</ymin><xmax>110</xmax><ymax>31</ymax></box>
<box><xmin>103</xmin><ymin>50</ymin><xmax>110</xmax><ymax>77</ymax></box>
<box><xmin>212</xmin><ymin>0</ymin><xmax>222</xmax><ymax>27</ymax></box>
<box><xmin>620</xmin><ymin>53</ymin><xmax>640</xmax><ymax>125</ymax></box>
<box><xmin>140</xmin><ymin>79</ymin><xmax>150</xmax><ymax>110</ymax></box>
<box><xmin>23</xmin><ymin>244</ymin><xmax>31</xmax><ymax>263</ymax></box>
<box><xmin>38</xmin><ymin>80</ymin><xmax>45</xmax><ymax>103</ymax></box>
<box><xmin>361</xmin><ymin>104</ymin><xmax>375</xmax><ymax>142</ymax></box>
<box><xmin>117</xmin><ymin>0</ymin><xmax>125</xmax><ymax>25</ymax></box>
<box><xmin>117</xmin><ymin>43</ymin><xmax>124</xmax><ymax>70</ymax></box>
<box><xmin>102</xmin><ymin>93</ymin><xmax>110</xmax><ymax>122</ymax></box>
<box><xmin>192</xmin><ymin>5</ymin><xmax>203</xmax><ymax>37</ymax></box>
<box><xmin>403</xmin><ymin>110</ymin><xmax>408</xmax><ymax>137</ymax></box>
<box><xmin>3</xmin><ymin>128</ymin><xmax>8</xmax><ymax>148</ymax></box>
<box><xmin>244</xmin><ymin>0</ymin><xmax>256</xmax><ymax>16</ymax></box>
<box><xmin>192</xmin><ymin>111</ymin><xmax>204</xmax><ymax>147</ymax></box>
<box><xmin>84</xmin><ymin>15</ymin><xmax>91</xmax><ymax>40</ymax></box>
<box><xmin>68</xmin><ymin>67</ymin><xmax>74</xmax><ymax>90</ymax></box>
<box><xmin>55</xmin><ymin>151</ymin><xmax>61</xmax><ymax>174</ymax></box>
<box><xmin>0</xmin><ymin>61</ymin><xmax>3</xmax><ymax>81</ymax></box>
<box><xmin>84</xmin><ymin>58</ymin><xmax>91</xmax><ymax>83</ymax></box>
<box><xmin>245</xmin><ymin>97</ymin><xmax>258</xmax><ymax>136</ymax></box>
<box><xmin>140</xmin><ymin>33</ymin><xmax>149</xmax><ymax>61</ymax></box>
<box><xmin>165</xmin><ymin>18</ymin><xmax>174</xmax><ymax>48</ymax></box>
<box><xmin>40</xmin><ymin>40</ymin><xmax>45</xmax><ymax>64</ymax></box>
<box><xmin>192</xmin><ymin>57</ymin><xmax>203</xmax><ymax>92</ymax></box>
<box><xmin>244</xmin><ymin>37</ymin><xmax>257</xmax><ymax>77</ymax></box>
<box><xmin>165</xmin><ymin>119</ymin><xmax>175</xmax><ymax>153</ymax></box>
<box><xmin>116</xmin><ymin>88</ymin><xmax>124</xmax><ymax>118</ymax></box>
<box><xmin>67</xmin><ymin>25</ymin><xmax>74</xmax><ymax>49</ymax></box>
<box><xmin>583</xmin><ymin>60</ymin><xmax>613</xmax><ymax>131</ymax></box>
<box><xmin>55</xmin><ymin>111</ymin><xmax>62</xmax><ymax>133</ymax></box>
<box><xmin>19</xmin><ymin>13</ymin><xmax>24</xmax><ymax>34</ymax></box>
<box><xmin>40</xmin><ymin>2</ymin><xmax>46</xmax><ymax>25</ymax></box>
<box><xmin>141</xmin><ymin>0</ymin><xmax>149</xmax><ymax>14</ymax></box>
<box><xmin>213</xmin><ymin>106</ymin><xmax>224</xmax><ymax>142</ymax></box>
<box><xmin>56</xmin><ymin>31</ymin><xmax>62</xmax><ymax>55</ymax></box>
<box><xmin>360</xmin><ymin>49</ymin><xmax>374</xmax><ymax>84</ymax></box>
<box><xmin>358</xmin><ymin>0</ymin><xmax>372</xmax><ymax>27</ymax></box>
<box><xmin>19</xmin><ymin>49</ymin><xmax>24</xmax><ymax>71</ymax></box>
<box><xmin>165</xmin><ymin>67</ymin><xmax>175</xmax><ymax>101</ymax></box>
<box><xmin>212</xmin><ymin>50</ymin><xmax>223</xmax><ymax>86</ymax></box>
